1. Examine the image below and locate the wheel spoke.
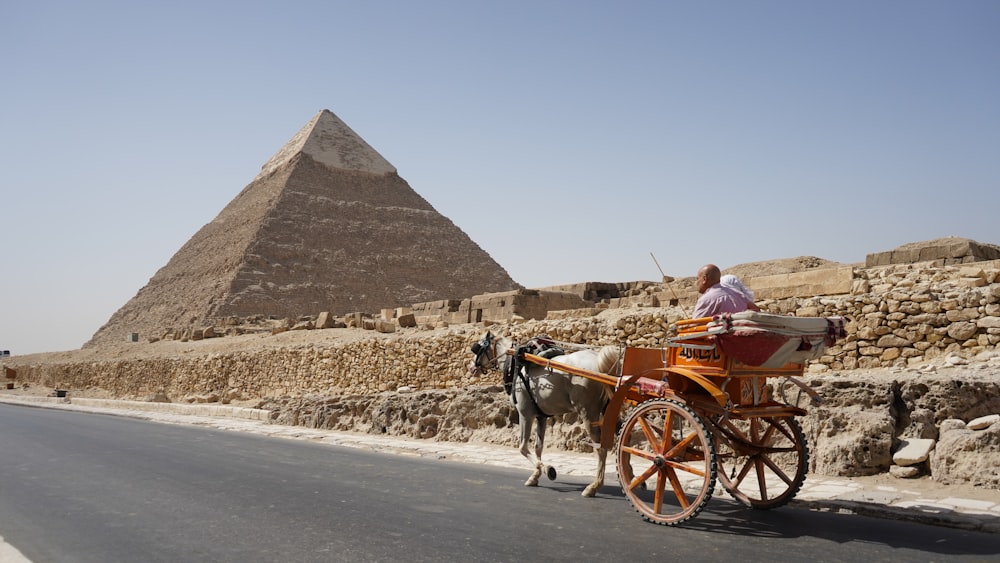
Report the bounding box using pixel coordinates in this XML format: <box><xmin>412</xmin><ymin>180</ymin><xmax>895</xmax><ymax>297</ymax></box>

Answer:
<box><xmin>658</xmin><ymin>409</ymin><xmax>674</xmax><ymax>453</ymax></box>
<box><xmin>662</xmin><ymin>430</ymin><xmax>700</xmax><ymax>461</ymax></box>
<box><xmin>637</xmin><ymin>415</ymin><xmax>663</xmax><ymax>452</ymax></box>
<box><xmin>759</xmin><ymin>454</ymin><xmax>794</xmax><ymax>486</ymax></box>
<box><xmin>754</xmin><ymin>458</ymin><xmax>769</xmax><ymax>499</ymax></box>
<box><xmin>665</xmin><ymin>468</ymin><xmax>690</xmax><ymax>509</ymax></box>
<box><xmin>653</xmin><ymin>469</ymin><xmax>667</xmax><ymax>513</ymax></box>
<box><xmin>620</xmin><ymin>444</ymin><xmax>656</xmax><ymax>462</ymax></box>
<box><xmin>665</xmin><ymin>459</ymin><xmax>707</xmax><ymax>478</ymax></box>
<box><xmin>628</xmin><ymin>461</ymin><xmax>660</xmax><ymax>491</ymax></box>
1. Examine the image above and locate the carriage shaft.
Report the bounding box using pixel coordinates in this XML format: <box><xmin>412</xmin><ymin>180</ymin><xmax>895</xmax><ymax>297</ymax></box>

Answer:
<box><xmin>520</xmin><ymin>352</ymin><xmax>621</xmax><ymax>387</ymax></box>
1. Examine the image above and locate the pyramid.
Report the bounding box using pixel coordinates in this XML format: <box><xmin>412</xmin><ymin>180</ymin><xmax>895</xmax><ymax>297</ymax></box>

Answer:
<box><xmin>86</xmin><ymin>110</ymin><xmax>519</xmax><ymax>347</ymax></box>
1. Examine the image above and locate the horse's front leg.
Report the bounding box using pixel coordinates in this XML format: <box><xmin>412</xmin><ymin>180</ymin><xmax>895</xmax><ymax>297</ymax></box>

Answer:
<box><xmin>582</xmin><ymin>446</ymin><xmax>608</xmax><ymax>497</ymax></box>
<box><xmin>518</xmin><ymin>415</ymin><xmax>543</xmax><ymax>487</ymax></box>
<box><xmin>522</xmin><ymin>416</ymin><xmax>547</xmax><ymax>487</ymax></box>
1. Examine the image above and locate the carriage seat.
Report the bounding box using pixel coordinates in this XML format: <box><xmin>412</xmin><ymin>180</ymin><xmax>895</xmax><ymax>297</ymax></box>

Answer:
<box><xmin>708</xmin><ymin>311</ymin><xmax>847</xmax><ymax>368</ymax></box>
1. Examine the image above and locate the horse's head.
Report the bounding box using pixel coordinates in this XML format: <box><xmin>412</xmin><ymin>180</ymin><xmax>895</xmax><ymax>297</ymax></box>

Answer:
<box><xmin>469</xmin><ymin>331</ymin><xmax>501</xmax><ymax>376</ymax></box>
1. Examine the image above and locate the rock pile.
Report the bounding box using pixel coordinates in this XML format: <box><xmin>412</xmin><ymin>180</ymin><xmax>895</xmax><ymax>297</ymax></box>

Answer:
<box><xmin>931</xmin><ymin>414</ymin><xmax>1000</xmax><ymax>488</ymax></box>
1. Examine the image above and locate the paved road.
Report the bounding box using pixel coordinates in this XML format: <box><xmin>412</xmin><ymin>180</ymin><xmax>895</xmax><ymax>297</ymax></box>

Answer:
<box><xmin>1</xmin><ymin>404</ymin><xmax>998</xmax><ymax>562</ymax></box>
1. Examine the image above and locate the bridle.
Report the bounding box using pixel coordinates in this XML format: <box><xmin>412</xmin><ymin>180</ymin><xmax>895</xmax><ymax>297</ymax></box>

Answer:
<box><xmin>470</xmin><ymin>332</ymin><xmax>501</xmax><ymax>375</ymax></box>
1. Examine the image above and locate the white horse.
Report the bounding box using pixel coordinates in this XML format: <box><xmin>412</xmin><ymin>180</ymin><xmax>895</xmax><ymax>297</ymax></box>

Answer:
<box><xmin>469</xmin><ymin>332</ymin><xmax>620</xmax><ymax>497</ymax></box>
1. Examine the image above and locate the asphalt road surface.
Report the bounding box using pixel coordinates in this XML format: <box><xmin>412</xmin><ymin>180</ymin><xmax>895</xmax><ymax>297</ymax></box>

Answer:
<box><xmin>0</xmin><ymin>404</ymin><xmax>997</xmax><ymax>562</ymax></box>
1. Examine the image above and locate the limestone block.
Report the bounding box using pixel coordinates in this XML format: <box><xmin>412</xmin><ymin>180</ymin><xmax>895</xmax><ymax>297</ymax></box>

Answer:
<box><xmin>877</xmin><ymin>335</ymin><xmax>910</xmax><ymax>347</ymax></box>
<box><xmin>892</xmin><ymin>438</ymin><xmax>935</xmax><ymax>466</ymax></box>
<box><xmin>959</xmin><ymin>266</ymin><xmax>986</xmax><ymax>279</ymax></box>
<box><xmin>851</xmin><ymin>279</ymin><xmax>870</xmax><ymax>294</ymax></box>
<box><xmin>947</xmin><ymin>321</ymin><xmax>978</xmax><ymax>340</ymax></box>
<box><xmin>397</xmin><ymin>313</ymin><xmax>417</xmax><ymax>328</ymax></box>
<box><xmin>930</xmin><ymin>422</ymin><xmax>1000</xmax><ymax>487</ymax></box>
<box><xmin>316</xmin><ymin>312</ymin><xmax>334</xmax><ymax>329</ymax></box>
<box><xmin>805</xmin><ymin>406</ymin><xmax>894</xmax><ymax>476</ymax></box>
<box><xmin>960</xmin><ymin>277</ymin><xmax>987</xmax><ymax>288</ymax></box>
<box><xmin>968</xmin><ymin>414</ymin><xmax>1000</xmax><ymax>430</ymax></box>
<box><xmin>865</xmin><ymin>252</ymin><xmax>892</xmax><ymax>267</ymax></box>
<box><xmin>889</xmin><ymin>464</ymin><xmax>922</xmax><ymax>478</ymax></box>
<box><xmin>946</xmin><ymin>308</ymin><xmax>979</xmax><ymax>322</ymax></box>
<box><xmin>976</xmin><ymin>316</ymin><xmax>1000</xmax><ymax>329</ymax></box>
<box><xmin>880</xmin><ymin>348</ymin><xmax>901</xmax><ymax>361</ymax></box>
<box><xmin>919</xmin><ymin>301</ymin><xmax>943</xmax><ymax>314</ymax></box>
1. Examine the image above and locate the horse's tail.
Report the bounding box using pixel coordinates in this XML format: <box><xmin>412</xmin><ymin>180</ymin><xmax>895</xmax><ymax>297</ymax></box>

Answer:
<box><xmin>595</xmin><ymin>346</ymin><xmax>622</xmax><ymax>377</ymax></box>
<box><xmin>594</xmin><ymin>346</ymin><xmax>622</xmax><ymax>402</ymax></box>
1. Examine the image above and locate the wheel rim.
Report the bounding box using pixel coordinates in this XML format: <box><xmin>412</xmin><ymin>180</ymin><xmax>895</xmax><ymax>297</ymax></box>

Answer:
<box><xmin>616</xmin><ymin>399</ymin><xmax>716</xmax><ymax>525</ymax></box>
<box><xmin>713</xmin><ymin>416</ymin><xmax>808</xmax><ymax>509</ymax></box>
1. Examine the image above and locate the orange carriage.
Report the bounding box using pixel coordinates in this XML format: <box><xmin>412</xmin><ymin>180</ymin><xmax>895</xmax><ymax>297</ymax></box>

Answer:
<box><xmin>516</xmin><ymin>311</ymin><xmax>846</xmax><ymax>525</ymax></box>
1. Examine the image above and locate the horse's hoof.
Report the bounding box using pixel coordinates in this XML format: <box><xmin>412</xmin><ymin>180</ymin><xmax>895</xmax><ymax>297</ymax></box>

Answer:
<box><xmin>581</xmin><ymin>488</ymin><xmax>597</xmax><ymax>498</ymax></box>
<box><xmin>524</xmin><ymin>479</ymin><xmax>539</xmax><ymax>487</ymax></box>
<box><xmin>545</xmin><ymin>466</ymin><xmax>557</xmax><ymax>481</ymax></box>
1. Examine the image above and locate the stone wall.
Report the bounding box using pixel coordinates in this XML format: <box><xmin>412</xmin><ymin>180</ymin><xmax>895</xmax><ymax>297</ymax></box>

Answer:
<box><xmin>6</xmin><ymin>261</ymin><xmax>1000</xmax><ymax>484</ymax></box>
<box><xmin>4</xmin><ymin>261</ymin><xmax>1000</xmax><ymax>398</ymax></box>
<box><xmin>6</xmin><ymin>261</ymin><xmax>1000</xmax><ymax>401</ymax></box>
<box><xmin>8</xmin><ymin>334</ymin><xmax>479</xmax><ymax>400</ymax></box>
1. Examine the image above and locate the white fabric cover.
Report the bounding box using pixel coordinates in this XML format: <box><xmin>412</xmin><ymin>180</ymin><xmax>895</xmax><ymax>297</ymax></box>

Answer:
<box><xmin>707</xmin><ymin>312</ymin><xmax>846</xmax><ymax>368</ymax></box>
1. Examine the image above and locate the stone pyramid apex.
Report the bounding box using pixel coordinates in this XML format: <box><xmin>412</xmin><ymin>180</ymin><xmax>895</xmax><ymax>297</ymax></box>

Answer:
<box><xmin>257</xmin><ymin>109</ymin><xmax>396</xmax><ymax>179</ymax></box>
<box><xmin>86</xmin><ymin>108</ymin><xmax>518</xmax><ymax>348</ymax></box>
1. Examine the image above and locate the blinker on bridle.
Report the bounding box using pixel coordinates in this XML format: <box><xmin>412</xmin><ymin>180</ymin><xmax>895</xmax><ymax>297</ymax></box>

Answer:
<box><xmin>471</xmin><ymin>334</ymin><xmax>498</xmax><ymax>372</ymax></box>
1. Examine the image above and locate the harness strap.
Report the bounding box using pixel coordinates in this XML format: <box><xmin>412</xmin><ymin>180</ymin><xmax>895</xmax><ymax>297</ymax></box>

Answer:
<box><xmin>513</xmin><ymin>343</ymin><xmax>553</xmax><ymax>418</ymax></box>
<box><xmin>515</xmin><ymin>367</ymin><xmax>551</xmax><ymax>418</ymax></box>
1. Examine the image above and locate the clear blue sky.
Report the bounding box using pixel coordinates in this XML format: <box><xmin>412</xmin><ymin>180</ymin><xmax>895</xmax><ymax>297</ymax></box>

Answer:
<box><xmin>2</xmin><ymin>1</ymin><xmax>997</xmax><ymax>354</ymax></box>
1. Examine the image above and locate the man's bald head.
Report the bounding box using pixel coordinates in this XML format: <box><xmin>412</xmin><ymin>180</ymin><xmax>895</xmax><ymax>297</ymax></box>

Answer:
<box><xmin>696</xmin><ymin>264</ymin><xmax>721</xmax><ymax>294</ymax></box>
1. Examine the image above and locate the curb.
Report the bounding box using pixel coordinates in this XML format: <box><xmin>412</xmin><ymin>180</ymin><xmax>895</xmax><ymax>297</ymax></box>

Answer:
<box><xmin>793</xmin><ymin>498</ymin><xmax>1000</xmax><ymax>535</ymax></box>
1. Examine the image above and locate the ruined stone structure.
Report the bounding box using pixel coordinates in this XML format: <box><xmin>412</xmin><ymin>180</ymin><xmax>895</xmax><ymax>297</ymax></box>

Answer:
<box><xmin>15</xmin><ymin>257</ymin><xmax>1000</xmax><ymax>397</ymax></box>
<box><xmin>86</xmin><ymin>110</ymin><xmax>518</xmax><ymax>347</ymax></box>
<box><xmin>409</xmin><ymin>286</ymin><xmax>622</xmax><ymax>325</ymax></box>
<box><xmin>866</xmin><ymin>237</ymin><xmax>1000</xmax><ymax>267</ymax></box>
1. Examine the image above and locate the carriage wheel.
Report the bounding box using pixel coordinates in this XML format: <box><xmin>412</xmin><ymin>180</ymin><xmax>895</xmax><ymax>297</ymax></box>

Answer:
<box><xmin>615</xmin><ymin>399</ymin><xmax>716</xmax><ymax>526</ymax></box>
<box><xmin>712</xmin><ymin>415</ymin><xmax>808</xmax><ymax>510</ymax></box>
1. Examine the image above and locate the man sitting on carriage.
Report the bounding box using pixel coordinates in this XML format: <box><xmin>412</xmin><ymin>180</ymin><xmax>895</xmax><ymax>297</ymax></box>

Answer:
<box><xmin>691</xmin><ymin>263</ymin><xmax>758</xmax><ymax>318</ymax></box>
